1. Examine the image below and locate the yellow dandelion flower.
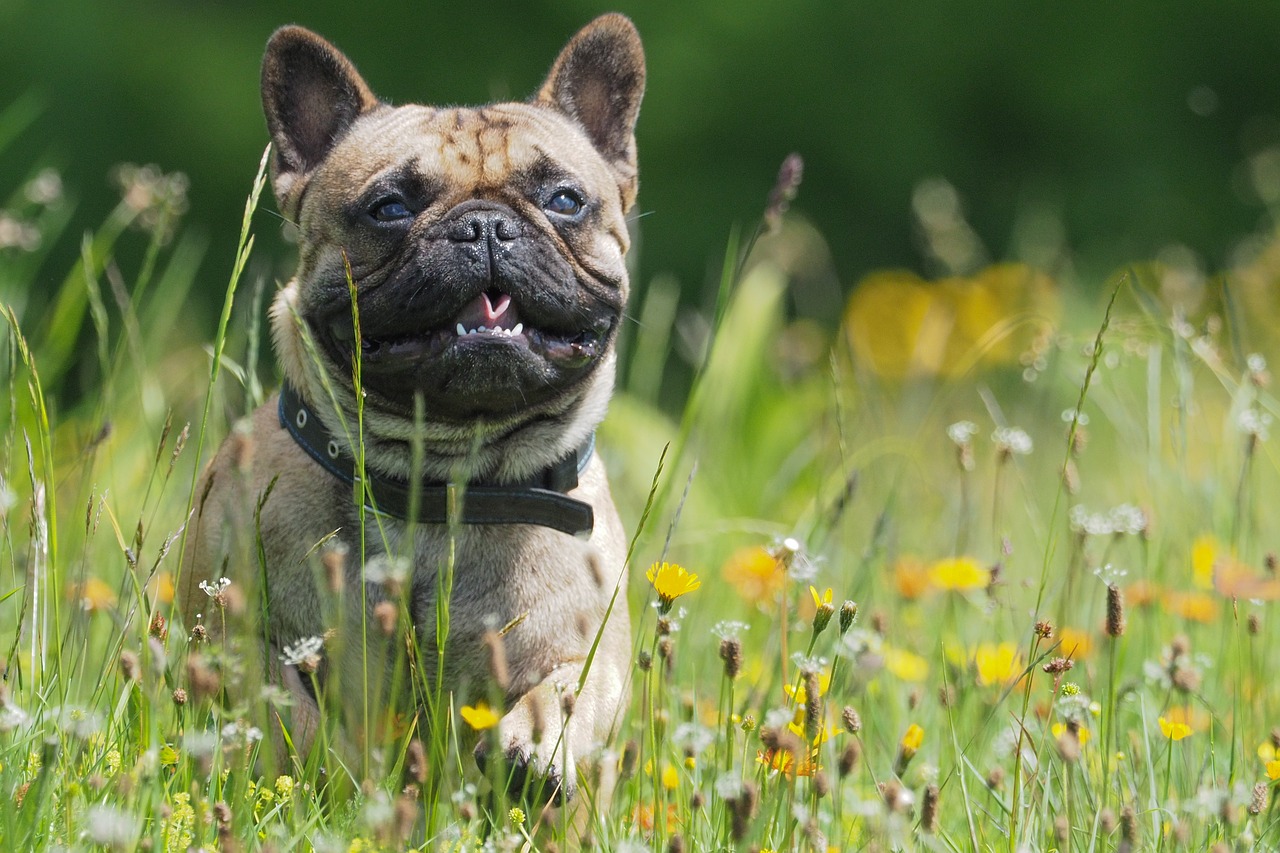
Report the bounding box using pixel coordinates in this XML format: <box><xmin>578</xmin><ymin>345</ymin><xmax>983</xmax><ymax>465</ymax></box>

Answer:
<box><xmin>928</xmin><ymin>557</ymin><xmax>989</xmax><ymax>591</ymax></box>
<box><xmin>149</xmin><ymin>571</ymin><xmax>175</xmax><ymax>604</ymax></box>
<box><xmin>1163</xmin><ymin>705</ymin><xmax>1210</xmax><ymax>733</ymax></box>
<box><xmin>974</xmin><ymin>642</ymin><xmax>1022</xmax><ymax>687</ymax></box>
<box><xmin>1259</xmin><ymin>742</ymin><xmax>1277</xmax><ymax>763</ymax></box>
<box><xmin>901</xmin><ymin>723</ymin><xmax>925</xmax><ymax>752</ymax></box>
<box><xmin>1056</xmin><ymin>627</ymin><xmax>1093</xmax><ymax>659</ymax></box>
<box><xmin>460</xmin><ymin>702</ymin><xmax>500</xmax><ymax>731</ymax></box>
<box><xmin>883</xmin><ymin>645</ymin><xmax>929</xmax><ymax>682</ymax></box>
<box><xmin>70</xmin><ymin>577</ymin><xmax>117</xmax><ymax>612</ymax></box>
<box><xmin>1158</xmin><ymin>716</ymin><xmax>1193</xmax><ymax>741</ymax></box>
<box><xmin>647</xmin><ymin>561</ymin><xmax>701</xmax><ymax>611</ymax></box>
<box><xmin>809</xmin><ymin>585</ymin><xmax>833</xmax><ymax>608</ymax></box>
<box><xmin>1267</xmin><ymin>760</ymin><xmax>1280</xmax><ymax>781</ymax></box>
<box><xmin>722</xmin><ymin>546</ymin><xmax>784</xmax><ymax>605</ymax></box>
<box><xmin>783</xmin><ymin>671</ymin><xmax>831</xmax><ymax>705</ymax></box>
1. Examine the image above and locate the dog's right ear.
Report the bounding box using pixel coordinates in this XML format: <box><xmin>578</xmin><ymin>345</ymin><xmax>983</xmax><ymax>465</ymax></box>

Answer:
<box><xmin>262</xmin><ymin>26</ymin><xmax>379</xmax><ymax>217</ymax></box>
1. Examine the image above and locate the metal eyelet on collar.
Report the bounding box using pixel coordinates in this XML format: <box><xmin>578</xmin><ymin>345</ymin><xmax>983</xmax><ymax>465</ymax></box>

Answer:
<box><xmin>327</xmin><ymin>440</ymin><xmax>340</xmax><ymax>459</ymax></box>
<box><xmin>295</xmin><ymin>408</ymin><xmax>308</xmax><ymax>429</ymax></box>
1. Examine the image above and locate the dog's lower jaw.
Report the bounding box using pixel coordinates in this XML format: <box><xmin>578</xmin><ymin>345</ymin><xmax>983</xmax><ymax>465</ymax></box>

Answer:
<box><xmin>270</xmin><ymin>283</ymin><xmax>616</xmax><ymax>484</ymax></box>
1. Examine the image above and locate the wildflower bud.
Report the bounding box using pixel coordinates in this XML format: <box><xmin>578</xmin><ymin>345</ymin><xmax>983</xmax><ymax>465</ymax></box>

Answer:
<box><xmin>657</xmin><ymin>636</ymin><xmax>675</xmax><ymax>673</ymax></box>
<box><xmin>186</xmin><ymin>655</ymin><xmax>220</xmax><ymax>703</ymax></box>
<box><xmin>322</xmin><ymin>542</ymin><xmax>348</xmax><ymax>594</ymax></box>
<box><xmin>690</xmin><ymin>790</ymin><xmax>705</xmax><ymax>810</ymax></box>
<box><xmin>637</xmin><ymin>650</ymin><xmax>652</xmax><ymax>671</ymax></box>
<box><xmin>986</xmin><ymin>766</ymin><xmax>1005</xmax><ymax>790</ymax></box>
<box><xmin>149</xmin><ymin>611</ymin><xmax>168</xmax><ymax>641</ymax></box>
<box><xmin>758</xmin><ymin>726</ymin><xmax>781</xmax><ymax>751</ymax></box>
<box><xmin>1249</xmin><ymin>781</ymin><xmax>1269</xmax><ymax>815</ymax></box>
<box><xmin>763</xmin><ymin>152</ymin><xmax>804</xmax><ymax>235</ymax></box>
<box><xmin>812</xmin><ymin>601</ymin><xmax>836</xmax><ymax>636</ymax></box>
<box><xmin>1248</xmin><ymin>613</ymin><xmax>1261</xmax><ymax>634</ymax></box>
<box><xmin>841</xmin><ymin>706</ymin><xmax>862</xmax><ymax>733</ymax></box>
<box><xmin>718</xmin><ymin>637</ymin><xmax>742</xmax><ymax>680</ymax></box>
<box><xmin>406</xmin><ymin>739</ymin><xmax>427</xmax><ymax>786</ymax></box>
<box><xmin>921</xmin><ymin>783</ymin><xmax>940</xmax><ymax>834</ymax></box>
<box><xmin>740</xmin><ymin>714</ymin><xmax>756</xmax><ymax>733</ymax></box>
<box><xmin>394</xmin><ymin>793</ymin><xmax>418</xmax><ymax>841</ymax></box>
<box><xmin>812</xmin><ymin>769</ymin><xmax>830</xmax><ymax>799</ymax></box>
<box><xmin>837</xmin><ymin>739</ymin><xmax>860</xmax><ymax>778</ymax></box>
<box><xmin>938</xmin><ymin>685</ymin><xmax>957</xmax><ymax>708</ymax></box>
<box><xmin>838</xmin><ymin>600</ymin><xmax>858</xmax><ymax>634</ymax></box>
<box><xmin>1043</xmin><ymin>657</ymin><xmax>1074</xmax><ymax>675</ymax></box>
<box><xmin>1057</xmin><ymin>727</ymin><xmax>1080</xmax><ymax>764</ymax></box>
<box><xmin>657</xmin><ymin>616</ymin><xmax>674</xmax><ymax>636</ymax></box>
<box><xmin>119</xmin><ymin>650</ymin><xmax>140</xmax><ymax>683</ymax></box>
<box><xmin>620</xmin><ymin>739</ymin><xmax>639</xmax><ymax>779</ymax></box>
<box><xmin>1105</xmin><ymin>584</ymin><xmax>1126</xmax><ymax>637</ymax></box>
<box><xmin>373</xmin><ymin>601</ymin><xmax>397</xmax><ymax>635</ymax></box>
<box><xmin>458</xmin><ymin>801</ymin><xmax>475</xmax><ymax>821</ymax></box>
<box><xmin>729</xmin><ymin>782</ymin><xmax>758</xmax><ymax>841</ymax></box>
<box><xmin>804</xmin><ymin>817</ymin><xmax>826</xmax><ymax>852</ymax></box>
<box><xmin>1171</xmin><ymin>665</ymin><xmax>1201</xmax><ymax>693</ymax></box>
<box><xmin>1170</xmin><ymin>634</ymin><xmax>1190</xmax><ymax>658</ymax></box>
<box><xmin>483</xmin><ymin>630</ymin><xmax>509</xmax><ymax>691</ymax></box>
<box><xmin>878</xmin><ymin>780</ymin><xmax>907</xmax><ymax>813</ymax></box>
<box><xmin>1054</xmin><ymin>815</ymin><xmax>1069</xmax><ymax>843</ymax></box>
<box><xmin>561</xmin><ymin>689</ymin><xmax>576</xmax><ymax>719</ymax></box>
<box><xmin>908</xmin><ymin>687</ymin><xmax>922</xmax><ymax>710</ymax></box>
<box><xmin>190</xmin><ymin>623</ymin><xmax>208</xmax><ymax>645</ymax></box>
<box><xmin>1099</xmin><ymin>807</ymin><xmax>1117</xmax><ymax>834</ymax></box>
<box><xmin>803</xmin><ymin>672</ymin><xmax>822</xmax><ymax>741</ymax></box>
<box><xmin>1033</xmin><ymin>620</ymin><xmax>1054</xmax><ymax>639</ymax></box>
<box><xmin>666</xmin><ymin>835</ymin><xmax>685</xmax><ymax>853</ymax></box>
<box><xmin>1266</xmin><ymin>552</ymin><xmax>1278</xmax><ymax>576</ymax></box>
<box><xmin>870</xmin><ymin>611</ymin><xmax>887</xmax><ymax>636</ymax></box>
<box><xmin>171</xmin><ymin>687</ymin><xmax>188</xmax><ymax>706</ymax></box>
<box><xmin>1120</xmin><ymin>805</ymin><xmax>1138</xmax><ymax>845</ymax></box>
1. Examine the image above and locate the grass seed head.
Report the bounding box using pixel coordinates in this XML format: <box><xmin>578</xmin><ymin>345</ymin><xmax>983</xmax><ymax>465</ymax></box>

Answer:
<box><xmin>1250</xmin><ymin>781</ymin><xmax>1269</xmax><ymax>815</ymax></box>
<box><xmin>1105</xmin><ymin>584</ymin><xmax>1126</xmax><ymax>637</ymax></box>
<box><xmin>719</xmin><ymin>637</ymin><xmax>742</xmax><ymax>680</ymax></box>
<box><xmin>837</xmin><ymin>739</ymin><xmax>861</xmax><ymax>778</ymax></box>
<box><xmin>483</xmin><ymin>630</ymin><xmax>509</xmax><ymax>690</ymax></box>
<box><xmin>921</xmin><ymin>783</ymin><xmax>940</xmax><ymax>833</ymax></box>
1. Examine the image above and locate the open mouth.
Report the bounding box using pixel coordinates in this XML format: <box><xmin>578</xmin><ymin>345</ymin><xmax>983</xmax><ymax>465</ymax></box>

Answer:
<box><xmin>333</xmin><ymin>291</ymin><xmax>610</xmax><ymax>365</ymax></box>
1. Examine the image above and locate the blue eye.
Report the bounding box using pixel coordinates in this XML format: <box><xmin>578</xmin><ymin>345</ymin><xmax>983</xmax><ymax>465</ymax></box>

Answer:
<box><xmin>371</xmin><ymin>198</ymin><xmax>413</xmax><ymax>222</ymax></box>
<box><xmin>544</xmin><ymin>190</ymin><xmax>584</xmax><ymax>217</ymax></box>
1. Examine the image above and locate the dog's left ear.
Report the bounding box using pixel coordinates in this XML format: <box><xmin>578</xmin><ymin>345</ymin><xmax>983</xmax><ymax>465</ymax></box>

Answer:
<box><xmin>537</xmin><ymin>14</ymin><xmax>646</xmax><ymax>204</ymax></box>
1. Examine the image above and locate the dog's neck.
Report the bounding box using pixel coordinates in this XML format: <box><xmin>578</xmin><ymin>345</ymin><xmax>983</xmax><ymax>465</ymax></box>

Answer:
<box><xmin>277</xmin><ymin>381</ymin><xmax>596</xmax><ymax>536</ymax></box>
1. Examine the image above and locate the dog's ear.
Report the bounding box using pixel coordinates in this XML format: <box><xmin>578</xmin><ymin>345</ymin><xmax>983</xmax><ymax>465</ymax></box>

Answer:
<box><xmin>262</xmin><ymin>26</ymin><xmax>379</xmax><ymax>216</ymax></box>
<box><xmin>536</xmin><ymin>14</ymin><xmax>645</xmax><ymax>205</ymax></box>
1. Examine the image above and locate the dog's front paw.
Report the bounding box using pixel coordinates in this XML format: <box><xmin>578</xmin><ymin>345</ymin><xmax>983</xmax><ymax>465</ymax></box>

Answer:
<box><xmin>474</xmin><ymin>710</ymin><xmax>578</xmax><ymax>804</ymax></box>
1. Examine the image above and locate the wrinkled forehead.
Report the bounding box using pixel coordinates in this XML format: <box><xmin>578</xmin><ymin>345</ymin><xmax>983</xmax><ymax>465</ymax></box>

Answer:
<box><xmin>317</xmin><ymin>103</ymin><xmax>607</xmax><ymax>197</ymax></box>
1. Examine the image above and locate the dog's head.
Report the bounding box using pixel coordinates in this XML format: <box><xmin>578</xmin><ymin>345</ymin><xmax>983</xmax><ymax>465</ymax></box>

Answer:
<box><xmin>263</xmin><ymin>16</ymin><xmax>644</xmax><ymax>479</ymax></box>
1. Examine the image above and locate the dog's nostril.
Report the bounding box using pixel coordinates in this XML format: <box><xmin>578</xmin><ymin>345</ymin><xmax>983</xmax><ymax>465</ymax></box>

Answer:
<box><xmin>449</xmin><ymin>218</ymin><xmax>483</xmax><ymax>243</ymax></box>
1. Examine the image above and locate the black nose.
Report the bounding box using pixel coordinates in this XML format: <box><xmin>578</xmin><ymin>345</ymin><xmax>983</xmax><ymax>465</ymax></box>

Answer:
<box><xmin>447</xmin><ymin>208</ymin><xmax>522</xmax><ymax>244</ymax></box>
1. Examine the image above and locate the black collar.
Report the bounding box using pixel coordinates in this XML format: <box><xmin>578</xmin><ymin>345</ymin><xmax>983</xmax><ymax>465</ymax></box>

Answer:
<box><xmin>278</xmin><ymin>383</ymin><xmax>595</xmax><ymax>536</ymax></box>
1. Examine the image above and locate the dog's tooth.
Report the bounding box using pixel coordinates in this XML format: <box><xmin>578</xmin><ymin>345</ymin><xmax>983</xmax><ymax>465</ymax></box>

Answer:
<box><xmin>512</xmin><ymin>323</ymin><xmax>524</xmax><ymax>336</ymax></box>
<box><xmin>456</xmin><ymin>323</ymin><xmax>466</xmax><ymax>336</ymax></box>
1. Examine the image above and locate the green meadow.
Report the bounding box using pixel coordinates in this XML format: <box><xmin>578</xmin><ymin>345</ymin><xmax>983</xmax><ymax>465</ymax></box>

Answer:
<box><xmin>3</xmin><ymin>135</ymin><xmax>1280</xmax><ymax>851</ymax></box>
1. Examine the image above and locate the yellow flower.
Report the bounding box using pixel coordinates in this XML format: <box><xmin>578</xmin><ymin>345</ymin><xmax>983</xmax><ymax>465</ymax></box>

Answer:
<box><xmin>722</xmin><ymin>546</ymin><xmax>784</xmax><ymax>605</ymax></box>
<box><xmin>809</xmin><ymin>585</ymin><xmax>833</xmax><ymax>608</ymax></box>
<box><xmin>1267</xmin><ymin>760</ymin><xmax>1280</xmax><ymax>781</ymax></box>
<box><xmin>883</xmin><ymin>646</ymin><xmax>929</xmax><ymax>682</ymax></box>
<box><xmin>1051</xmin><ymin>722</ymin><xmax>1091</xmax><ymax>746</ymax></box>
<box><xmin>1191</xmin><ymin>533</ymin><xmax>1222</xmax><ymax>590</ymax></box>
<box><xmin>892</xmin><ymin>557</ymin><xmax>932</xmax><ymax>600</ymax></box>
<box><xmin>661</xmin><ymin>763</ymin><xmax>679</xmax><ymax>790</ymax></box>
<box><xmin>647</xmin><ymin>561</ymin><xmax>701</xmax><ymax>611</ymax></box>
<box><xmin>70</xmin><ymin>577</ymin><xmax>117</xmax><ymax>612</ymax></box>
<box><xmin>1163</xmin><ymin>591</ymin><xmax>1217</xmax><ymax>623</ymax></box>
<box><xmin>1056</xmin><ymin>627</ymin><xmax>1093</xmax><ymax>659</ymax></box>
<box><xmin>1158</xmin><ymin>716</ymin><xmax>1193</xmax><ymax>741</ymax></box>
<box><xmin>1260</xmin><ymin>742</ymin><xmax>1277</xmax><ymax>763</ymax></box>
<box><xmin>460</xmin><ymin>702</ymin><xmax>500</xmax><ymax>731</ymax></box>
<box><xmin>901</xmin><ymin>723</ymin><xmax>924</xmax><ymax>752</ymax></box>
<box><xmin>1163</xmin><ymin>705</ymin><xmax>1210</xmax><ymax>733</ymax></box>
<box><xmin>974</xmin><ymin>642</ymin><xmax>1022</xmax><ymax>687</ymax></box>
<box><xmin>159</xmin><ymin>743</ymin><xmax>180</xmax><ymax>766</ymax></box>
<box><xmin>784</xmin><ymin>672</ymin><xmax>831</xmax><ymax>705</ymax></box>
<box><xmin>928</xmin><ymin>557</ymin><xmax>989</xmax><ymax>591</ymax></box>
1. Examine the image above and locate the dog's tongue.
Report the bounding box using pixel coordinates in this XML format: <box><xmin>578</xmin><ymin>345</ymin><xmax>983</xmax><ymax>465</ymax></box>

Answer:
<box><xmin>454</xmin><ymin>292</ymin><xmax>521</xmax><ymax>332</ymax></box>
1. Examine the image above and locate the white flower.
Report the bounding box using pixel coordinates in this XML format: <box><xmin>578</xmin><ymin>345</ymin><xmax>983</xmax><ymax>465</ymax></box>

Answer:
<box><xmin>0</xmin><ymin>702</ymin><xmax>29</xmax><ymax>732</ymax></box>
<box><xmin>363</xmin><ymin>554</ymin><xmax>410</xmax><ymax>589</ymax></box>
<box><xmin>710</xmin><ymin>620</ymin><xmax>750</xmax><ymax>640</ymax></box>
<box><xmin>947</xmin><ymin>420</ymin><xmax>978</xmax><ymax>445</ymax></box>
<box><xmin>1238</xmin><ymin>408</ymin><xmax>1271</xmax><ymax>441</ymax></box>
<box><xmin>1092</xmin><ymin>563</ymin><xmax>1128</xmax><ymax>586</ymax></box>
<box><xmin>672</xmin><ymin>722</ymin><xmax>714</xmax><ymax>756</ymax></box>
<box><xmin>790</xmin><ymin>652</ymin><xmax>828</xmax><ymax>674</ymax></box>
<box><xmin>198</xmin><ymin>577</ymin><xmax>231</xmax><ymax>597</ymax></box>
<box><xmin>86</xmin><ymin>804</ymin><xmax>139</xmax><ymax>849</ymax></box>
<box><xmin>992</xmin><ymin>426</ymin><xmax>1033</xmax><ymax>456</ymax></box>
<box><xmin>1060</xmin><ymin>408</ymin><xmax>1090</xmax><ymax>426</ymax></box>
<box><xmin>1247</xmin><ymin>353</ymin><xmax>1267</xmax><ymax>373</ymax></box>
<box><xmin>715</xmin><ymin>771</ymin><xmax>745</xmax><ymax>800</ymax></box>
<box><xmin>1109</xmin><ymin>504</ymin><xmax>1147</xmax><ymax>536</ymax></box>
<box><xmin>763</xmin><ymin>707</ymin><xmax>794</xmax><ymax>731</ymax></box>
<box><xmin>280</xmin><ymin>635</ymin><xmax>325</xmax><ymax>667</ymax></box>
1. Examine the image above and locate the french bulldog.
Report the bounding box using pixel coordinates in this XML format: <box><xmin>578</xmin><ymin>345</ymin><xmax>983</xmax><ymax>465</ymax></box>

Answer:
<box><xmin>179</xmin><ymin>13</ymin><xmax>644</xmax><ymax>803</ymax></box>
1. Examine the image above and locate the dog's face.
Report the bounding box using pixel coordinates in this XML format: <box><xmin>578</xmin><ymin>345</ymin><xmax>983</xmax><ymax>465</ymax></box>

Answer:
<box><xmin>263</xmin><ymin>16</ymin><xmax>644</xmax><ymax>425</ymax></box>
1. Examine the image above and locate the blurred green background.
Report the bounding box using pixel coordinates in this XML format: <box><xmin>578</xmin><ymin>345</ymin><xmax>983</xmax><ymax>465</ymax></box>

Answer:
<box><xmin>5</xmin><ymin>0</ymin><xmax>1280</xmax><ymax>404</ymax></box>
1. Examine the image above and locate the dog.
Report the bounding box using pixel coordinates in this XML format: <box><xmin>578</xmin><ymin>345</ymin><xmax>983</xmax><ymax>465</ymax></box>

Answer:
<box><xmin>179</xmin><ymin>14</ymin><xmax>644</xmax><ymax>803</ymax></box>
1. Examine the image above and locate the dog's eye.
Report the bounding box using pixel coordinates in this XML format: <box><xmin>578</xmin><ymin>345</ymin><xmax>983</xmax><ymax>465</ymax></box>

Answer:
<box><xmin>370</xmin><ymin>198</ymin><xmax>413</xmax><ymax>223</ymax></box>
<box><xmin>544</xmin><ymin>190</ymin><xmax>584</xmax><ymax>217</ymax></box>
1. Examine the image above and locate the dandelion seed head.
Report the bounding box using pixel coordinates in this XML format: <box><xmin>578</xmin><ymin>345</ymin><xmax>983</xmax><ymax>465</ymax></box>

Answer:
<box><xmin>947</xmin><ymin>421</ymin><xmax>978</xmax><ymax>445</ymax></box>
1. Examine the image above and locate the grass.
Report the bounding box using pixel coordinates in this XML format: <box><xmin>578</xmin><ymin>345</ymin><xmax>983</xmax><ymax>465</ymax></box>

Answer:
<box><xmin>2</xmin><ymin>143</ymin><xmax>1280</xmax><ymax>852</ymax></box>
